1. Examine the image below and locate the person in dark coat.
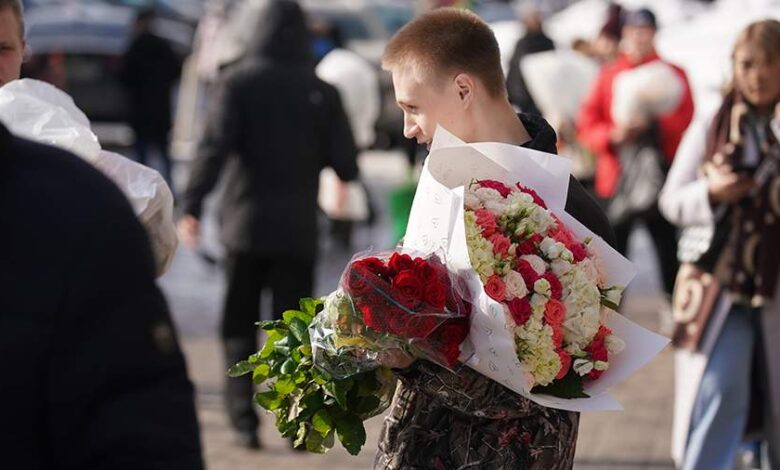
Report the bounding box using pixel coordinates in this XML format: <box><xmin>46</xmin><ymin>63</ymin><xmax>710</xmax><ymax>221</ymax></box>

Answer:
<box><xmin>178</xmin><ymin>0</ymin><xmax>359</xmax><ymax>449</ymax></box>
<box><xmin>505</xmin><ymin>4</ymin><xmax>555</xmax><ymax>115</ymax></box>
<box><xmin>0</xmin><ymin>121</ymin><xmax>204</xmax><ymax>470</ymax></box>
<box><xmin>378</xmin><ymin>9</ymin><xmax>615</xmax><ymax>469</ymax></box>
<box><xmin>121</xmin><ymin>9</ymin><xmax>181</xmax><ymax>186</ymax></box>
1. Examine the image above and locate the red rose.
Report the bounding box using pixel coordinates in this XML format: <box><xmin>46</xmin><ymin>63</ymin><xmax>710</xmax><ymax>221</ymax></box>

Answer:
<box><xmin>508</xmin><ymin>297</ymin><xmax>532</xmax><ymax>326</ymax></box>
<box><xmin>551</xmin><ymin>323</ymin><xmax>564</xmax><ymax>347</ymax></box>
<box><xmin>514</xmin><ymin>259</ymin><xmax>539</xmax><ymax>291</ymax></box>
<box><xmin>346</xmin><ymin>268</ymin><xmax>373</xmax><ymax>297</ymax></box>
<box><xmin>477</xmin><ymin>179</ymin><xmax>511</xmax><ymax>197</ymax></box>
<box><xmin>388</xmin><ymin>252</ymin><xmax>415</xmax><ymax>276</ymax></box>
<box><xmin>515</xmin><ymin>184</ymin><xmax>547</xmax><ymax>208</ymax></box>
<box><xmin>474</xmin><ymin>209</ymin><xmax>498</xmax><ymax>238</ymax></box>
<box><xmin>544</xmin><ymin>299</ymin><xmax>565</xmax><ymax>326</ymax></box>
<box><xmin>423</xmin><ymin>279</ymin><xmax>447</xmax><ymax>310</ymax></box>
<box><xmin>386</xmin><ymin>309</ymin><xmax>410</xmax><ymax>336</ymax></box>
<box><xmin>489</xmin><ymin>233</ymin><xmax>511</xmax><ymax>256</ymax></box>
<box><xmin>556</xmin><ymin>350</ymin><xmax>572</xmax><ymax>380</ymax></box>
<box><xmin>405</xmin><ymin>314</ymin><xmax>439</xmax><ymax>338</ymax></box>
<box><xmin>516</xmin><ymin>239</ymin><xmax>536</xmax><ymax>256</ymax></box>
<box><xmin>413</xmin><ymin>257</ymin><xmax>437</xmax><ymax>283</ymax></box>
<box><xmin>570</xmin><ymin>243</ymin><xmax>588</xmax><ymax>262</ymax></box>
<box><xmin>484</xmin><ymin>275</ymin><xmax>507</xmax><ymax>302</ymax></box>
<box><xmin>542</xmin><ymin>272</ymin><xmax>563</xmax><ymax>300</ymax></box>
<box><xmin>353</xmin><ymin>257</ymin><xmax>390</xmax><ymax>278</ymax></box>
<box><xmin>393</xmin><ymin>269</ymin><xmax>424</xmax><ymax>310</ymax></box>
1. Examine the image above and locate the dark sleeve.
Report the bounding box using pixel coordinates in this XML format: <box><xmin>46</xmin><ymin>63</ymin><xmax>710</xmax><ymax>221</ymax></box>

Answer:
<box><xmin>322</xmin><ymin>86</ymin><xmax>359</xmax><ymax>182</ymax></box>
<box><xmin>565</xmin><ymin>175</ymin><xmax>617</xmax><ymax>249</ymax></box>
<box><xmin>181</xmin><ymin>74</ymin><xmax>241</xmax><ymax>218</ymax></box>
<box><xmin>49</xmin><ymin>172</ymin><xmax>203</xmax><ymax>469</ymax></box>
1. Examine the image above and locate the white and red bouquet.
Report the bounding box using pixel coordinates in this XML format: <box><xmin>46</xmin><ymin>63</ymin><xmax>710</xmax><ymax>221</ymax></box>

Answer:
<box><xmin>464</xmin><ymin>179</ymin><xmax>625</xmax><ymax>397</ymax></box>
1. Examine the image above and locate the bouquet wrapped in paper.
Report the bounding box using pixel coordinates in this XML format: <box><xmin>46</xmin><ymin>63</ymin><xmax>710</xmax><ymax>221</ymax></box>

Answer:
<box><xmin>311</xmin><ymin>250</ymin><xmax>471</xmax><ymax>379</ymax></box>
<box><xmin>403</xmin><ymin>126</ymin><xmax>669</xmax><ymax>411</ymax></box>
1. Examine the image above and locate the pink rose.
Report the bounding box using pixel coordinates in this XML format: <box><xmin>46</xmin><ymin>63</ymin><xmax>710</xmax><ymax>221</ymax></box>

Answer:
<box><xmin>477</xmin><ymin>179</ymin><xmax>511</xmax><ymax>198</ymax></box>
<box><xmin>484</xmin><ymin>275</ymin><xmax>507</xmax><ymax>302</ymax></box>
<box><xmin>544</xmin><ymin>299</ymin><xmax>566</xmax><ymax>326</ymax></box>
<box><xmin>474</xmin><ymin>209</ymin><xmax>498</xmax><ymax>238</ymax></box>
<box><xmin>489</xmin><ymin>234</ymin><xmax>511</xmax><ymax>256</ymax></box>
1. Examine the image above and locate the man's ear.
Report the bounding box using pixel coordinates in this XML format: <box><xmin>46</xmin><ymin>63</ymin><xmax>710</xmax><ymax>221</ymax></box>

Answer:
<box><xmin>453</xmin><ymin>73</ymin><xmax>475</xmax><ymax>108</ymax></box>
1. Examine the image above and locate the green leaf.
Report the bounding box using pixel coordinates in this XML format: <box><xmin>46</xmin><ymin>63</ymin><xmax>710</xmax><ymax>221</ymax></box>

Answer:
<box><xmin>227</xmin><ymin>360</ymin><xmax>254</xmax><ymax>377</ymax></box>
<box><xmin>335</xmin><ymin>413</ymin><xmax>367</xmax><ymax>456</ymax></box>
<box><xmin>356</xmin><ymin>373</ymin><xmax>380</xmax><ymax>397</ymax></box>
<box><xmin>298</xmin><ymin>297</ymin><xmax>323</xmax><ymax>317</ymax></box>
<box><xmin>252</xmin><ymin>363</ymin><xmax>271</xmax><ymax>383</ymax></box>
<box><xmin>531</xmin><ymin>369</ymin><xmax>590</xmax><ymax>399</ymax></box>
<box><xmin>282</xmin><ymin>309</ymin><xmax>310</xmax><ymax>326</ymax></box>
<box><xmin>258</xmin><ymin>320</ymin><xmax>286</xmax><ymax>331</ymax></box>
<box><xmin>325</xmin><ymin>378</ymin><xmax>353</xmax><ymax>410</ymax></box>
<box><xmin>280</xmin><ymin>358</ymin><xmax>297</xmax><ymax>376</ymax></box>
<box><xmin>255</xmin><ymin>391</ymin><xmax>284</xmax><ymax>410</ymax></box>
<box><xmin>299</xmin><ymin>345</ymin><xmax>312</xmax><ymax>357</ymax></box>
<box><xmin>601</xmin><ymin>298</ymin><xmax>620</xmax><ymax>311</ymax></box>
<box><xmin>274</xmin><ymin>378</ymin><xmax>296</xmax><ymax>396</ymax></box>
<box><xmin>289</xmin><ymin>317</ymin><xmax>310</xmax><ymax>344</ymax></box>
<box><xmin>312</xmin><ymin>409</ymin><xmax>334</xmax><ymax>436</ymax></box>
<box><xmin>260</xmin><ymin>330</ymin><xmax>284</xmax><ymax>358</ymax></box>
<box><xmin>305</xmin><ymin>427</ymin><xmax>331</xmax><ymax>453</ymax></box>
<box><xmin>292</xmin><ymin>370</ymin><xmax>308</xmax><ymax>385</ymax></box>
<box><xmin>293</xmin><ymin>422</ymin><xmax>308</xmax><ymax>448</ymax></box>
<box><xmin>354</xmin><ymin>396</ymin><xmax>381</xmax><ymax>415</ymax></box>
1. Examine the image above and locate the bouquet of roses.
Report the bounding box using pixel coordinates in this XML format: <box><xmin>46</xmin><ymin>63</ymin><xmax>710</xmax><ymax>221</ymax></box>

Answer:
<box><xmin>310</xmin><ymin>250</ymin><xmax>471</xmax><ymax>379</ymax></box>
<box><xmin>228</xmin><ymin>250</ymin><xmax>471</xmax><ymax>455</ymax></box>
<box><xmin>464</xmin><ymin>179</ymin><xmax>625</xmax><ymax>397</ymax></box>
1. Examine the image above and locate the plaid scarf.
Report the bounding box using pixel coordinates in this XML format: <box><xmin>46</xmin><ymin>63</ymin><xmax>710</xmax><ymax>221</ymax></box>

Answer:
<box><xmin>704</xmin><ymin>91</ymin><xmax>780</xmax><ymax>306</ymax></box>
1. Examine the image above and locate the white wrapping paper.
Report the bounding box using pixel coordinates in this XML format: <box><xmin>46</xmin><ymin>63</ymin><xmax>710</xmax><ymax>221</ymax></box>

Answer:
<box><xmin>403</xmin><ymin>126</ymin><xmax>669</xmax><ymax>411</ymax></box>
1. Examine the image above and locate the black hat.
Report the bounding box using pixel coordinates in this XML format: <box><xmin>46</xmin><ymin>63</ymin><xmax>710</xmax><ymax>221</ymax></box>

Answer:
<box><xmin>624</xmin><ymin>8</ymin><xmax>657</xmax><ymax>29</ymax></box>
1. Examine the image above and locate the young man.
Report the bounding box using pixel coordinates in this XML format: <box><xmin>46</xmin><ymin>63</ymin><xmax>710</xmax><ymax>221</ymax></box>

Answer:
<box><xmin>376</xmin><ymin>8</ymin><xmax>615</xmax><ymax>469</ymax></box>
<box><xmin>0</xmin><ymin>0</ymin><xmax>25</xmax><ymax>87</ymax></box>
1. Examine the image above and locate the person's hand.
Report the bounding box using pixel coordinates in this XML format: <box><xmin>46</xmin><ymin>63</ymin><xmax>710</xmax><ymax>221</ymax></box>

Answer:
<box><xmin>707</xmin><ymin>165</ymin><xmax>755</xmax><ymax>204</ymax></box>
<box><xmin>610</xmin><ymin>117</ymin><xmax>649</xmax><ymax>145</ymax></box>
<box><xmin>177</xmin><ymin>215</ymin><xmax>201</xmax><ymax>248</ymax></box>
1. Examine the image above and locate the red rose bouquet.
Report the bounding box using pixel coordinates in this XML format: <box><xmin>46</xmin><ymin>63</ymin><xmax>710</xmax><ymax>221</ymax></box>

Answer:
<box><xmin>310</xmin><ymin>251</ymin><xmax>471</xmax><ymax>378</ymax></box>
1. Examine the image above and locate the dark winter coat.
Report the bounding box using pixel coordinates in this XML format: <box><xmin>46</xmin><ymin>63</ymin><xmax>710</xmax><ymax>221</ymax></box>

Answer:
<box><xmin>181</xmin><ymin>0</ymin><xmax>358</xmax><ymax>260</ymax></box>
<box><xmin>506</xmin><ymin>30</ymin><xmax>555</xmax><ymax>116</ymax></box>
<box><xmin>121</xmin><ymin>31</ymin><xmax>181</xmax><ymax>141</ymax></box>
<box><xmin>375</xmin><ymin>114</ymin><xmax>616</xmax><ymax>470</ymax></box>
<box><xmin>0</xmin><ymin>123</ymin><xmax>204</xmax><ymax>469</ymax></box>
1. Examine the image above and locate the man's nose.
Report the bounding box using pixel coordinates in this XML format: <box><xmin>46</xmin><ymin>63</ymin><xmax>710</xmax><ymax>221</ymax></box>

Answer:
<box><xmin>403</xmin><ymin>116</ymin><xmax>418</xmax><ymax>140</ymax></box>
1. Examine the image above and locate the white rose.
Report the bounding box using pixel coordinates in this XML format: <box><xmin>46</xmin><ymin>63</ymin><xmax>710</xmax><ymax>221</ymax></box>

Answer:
<box><xmin>540</xmin><ymin>237</ymin><xmax>566</xmax><ymax>260</ymax></box>
<box><xmin>515</xmin><ymin>219</ymin><xmax>536</xmax><ymax>237</ymax></box>
<box><xmin>551</xmin><ymin>259</ymin><xmax>573</xmax><ymax>277</ymax></box>
<box><xmin>519</xmin><ymin>254</ymin><xmax>546</xmax><ymax>275</ymax></box>
<box><xmin>484</xmin><ymin>198</ymin><xmax>509</xmax><ymax>215</ymax></box>
<box><xmin>534</xmin><ymin>278</ymin><xmax>551</xmax><ymax>297</ymax></box>
<box><xmin>529</xmin><ymin>207</ymin><xmax>554</xmax><ymax>233</ymax></box>
<box><xmin>475</xmin><ymin>187</ymin><xmax>503</xmax><ymax>203</ymax></box>
<box><xmin>530</xmin><ymin>293</ymin><xmax>547</xmax><ymax>316</ymax></box>
<box><xmin>573</xmin><ymin>358</ymin><xmax>594</xmax><ymax>376</ymax></box>
<box><xmin>605</xmin><ymin>335</ymin><xmax>625</xmax><ymax>355</ymax></box>
<box><xmin>578</xmin><ymin>258</ymin><xmax>599</xmax><ymax>282</ymax></box>
<box><xmin>464</xmin><ymin>191</ymin><xmax>482</xmax><ymax>210</ymax></box>
<box><xmin>504</xmin><ymin>270</ymin><xmax>528</xmax><ymax>300</ymax></box>
<box><xmin>560</xmin><ymin>247</ymin><xmax>574</xmax><ymax>263</ymax></box>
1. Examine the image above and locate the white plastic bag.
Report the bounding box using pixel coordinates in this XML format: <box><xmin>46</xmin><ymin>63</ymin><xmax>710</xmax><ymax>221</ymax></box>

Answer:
<box><xmin>611</xmin><ymin>61</ymin><xmax>684</xmax><ymax>127</ymax></box>
<box><xmin>0</xmin><ymin>79</ymin><xmax>177</xmax><ymax>275</ymax></box>
<box><xmin>318</xmin><ymin>167</ymin><xmax>368</xmax><ymax>222</ymax></box>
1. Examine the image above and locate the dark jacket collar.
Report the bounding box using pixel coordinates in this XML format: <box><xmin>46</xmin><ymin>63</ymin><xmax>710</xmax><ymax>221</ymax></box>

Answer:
<box><xmin>519</xmin><ymin>113</ymin><xmax>558</xmax><ymax>154</ymax></box>
<box><xmin>0</xmin><ymin>122</ymin><xmax>10</xmax><ymax>159</ymax></box>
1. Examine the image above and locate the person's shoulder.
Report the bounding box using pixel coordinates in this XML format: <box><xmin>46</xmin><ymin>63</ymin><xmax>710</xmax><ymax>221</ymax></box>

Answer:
<box><xmin>565</xmin><ymin>176</ymin><xmax>617</xmax><ymax>248</ymax></box>
<box><xmin>7</xmin><ymin>135</ymin><xmax>136</xmax><ymax>224</ymax></box>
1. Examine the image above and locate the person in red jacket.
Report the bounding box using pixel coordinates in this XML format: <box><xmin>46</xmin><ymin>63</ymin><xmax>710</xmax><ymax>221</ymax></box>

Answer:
<box><xmin>577</xmin><ymin>7</ymin><xmax>694</xmax><ymax>296</ymax></box>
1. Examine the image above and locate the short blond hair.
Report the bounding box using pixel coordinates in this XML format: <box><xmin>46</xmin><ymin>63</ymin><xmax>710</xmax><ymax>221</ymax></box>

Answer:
<box><xmin>382</xmin><ymin>8</ymin><xmax>505</xmax><ymax>98</ymax></box>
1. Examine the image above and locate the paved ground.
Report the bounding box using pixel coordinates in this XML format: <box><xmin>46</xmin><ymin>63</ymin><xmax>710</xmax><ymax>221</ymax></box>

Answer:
<box><xmin>158</xmin><ymin>150</ymin><xmax>677</xmax><ymax>469</ymax></box>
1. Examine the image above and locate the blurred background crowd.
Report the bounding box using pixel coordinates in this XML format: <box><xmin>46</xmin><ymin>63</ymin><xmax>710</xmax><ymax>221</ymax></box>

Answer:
<box><xmin>5</xmin><ymin>0</ymin><xmax>780</xmax><ymax>468</ymax></box>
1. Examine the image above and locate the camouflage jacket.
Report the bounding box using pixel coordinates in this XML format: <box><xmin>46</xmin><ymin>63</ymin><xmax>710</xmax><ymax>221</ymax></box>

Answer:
<box><xmin>374</xmin><ymin>361</ymin><xmax>578</xmax><ymax>469</ymax></box>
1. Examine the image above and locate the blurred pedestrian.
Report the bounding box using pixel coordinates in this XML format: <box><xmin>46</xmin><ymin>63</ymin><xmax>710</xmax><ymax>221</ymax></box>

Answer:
<box><xmin>121</xmin><ymin>8</ymin><xmax>181</xmax><ymax>187</ymax></box>
<box><xmin>313</xmin><ymin>21</ymin><xmax>378</xmax><ymax>248</ymax></box>
<box><xmin>505</xmin><ymin>2</ymin><xmax>554</xmax><ymax>115</ymax></box>
<box><xmin>0</xmin><ymin>121</ymin><xmax>204</xmax><ymax>469</ymax></box>
<box><xmin>577</xmin><ymin>7</ymin><xmax>694</xmax><ymax>298</ymax></box>
<box><xmin>661</xmin><ymin>19</ymin><xmax>780</xmax><ymax>470</ymax></box>
<box><xmin>178</xmin><ymin>0</ymin><xmax>358</xmax><ymax>449</ymax></box>
<box><xmin>0</xmin><ymin>0</ymin><xmax>24</xmax><ymax>87</ymax></box>
<box><xmin>592</xmin><ymin>2</ymin><xmax>623</xmax><ymax>65</ymax></box>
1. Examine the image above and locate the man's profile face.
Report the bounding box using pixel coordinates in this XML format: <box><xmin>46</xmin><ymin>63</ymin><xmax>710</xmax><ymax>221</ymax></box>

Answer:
<box><xmin>0</xmin><ymin>8</ymin><xmax>24</xmax><ymax>87</ymax></box>
<box><xmin>390</xmin><ymin>65</ymin><xmax>469</xmax><ymax>149</ymax></box>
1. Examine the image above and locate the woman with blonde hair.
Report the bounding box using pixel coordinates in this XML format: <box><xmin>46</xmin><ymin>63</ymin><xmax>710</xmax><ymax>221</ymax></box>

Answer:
<box><xmin>660</xmin><ymin>19</ymin><xmax>780</xmax><ymax>470</ymax></box>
